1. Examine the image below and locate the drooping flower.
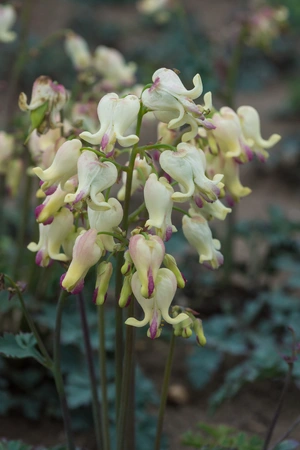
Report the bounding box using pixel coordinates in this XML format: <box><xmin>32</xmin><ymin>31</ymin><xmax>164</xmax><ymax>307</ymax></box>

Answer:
<box><xmin>0</xmin><ymin>5</ymin><xmax>17</xmax><ymax>43</ymax></box>
<box><xmin>237</xmin><ymin>105</ymin><xmax>281</xmax><ymax>161</ymax></box>
<box><xmin>28</xmin><ymin>128</ymin><xmax>65</xmax><ymax>169</ymax></box>
<box><xmin>208</xmin><ymin>107</ymin><xmax>253</xmax><ymax>162</ymax></box>
<box><xmin>88</xmin><ymin>198</ymin><xmax>123</xmax><ymax>252</ymax></box>
<box><xmin>142</xmin><ymin>68</ymin><xmax>213</xmax><ymax>140</ymax></box>
<box><xmin>159</xmin><ymin>142</ymin><xmax>224</xmax><ymax>203</ymax></box>
<box><xmin>79</xmin><ymin>93</ymin><xmax>140</xmax><ymax>154</ymax></box>
<box><xmin>191</xmin><ymin>198</ymin><xmax>232</xmax><ymax>221</ymax></box>
<box><xmin>35</xmin><ymin>178</ymin><xmax>77</xmax><ymax>224</ymax></box>
<box><xmin>28</xmin><ymin>208</ymin><xmax>74</xmax><ymax>267</ymax></box>
<box><xmin>182</xmin><ymin>210</ymin><xmax>224</xmax><ymax>269</ymax></box>
<box><xmin>64</xmin><ymin>151</ymin><xmax>118</xmax><ymax>207</ymax></box>
<box><xmin>32</xmin><ymin>139</ymin><xmax>82</xmax><ymax>191</ymax></box>
<box><xmin>125</xmin><ymin>269</ymin><xmax>188</xmax><ymax>339</ymax></box>
<box><xmin>93</xmin><ymin>46</ymin><xmax>136</xmax><ymax>88</ymax></box>
<box><xmin>144</xmin><ymin>174</ymin><xmax>177</xmax><ymax>241</ymax></box>
<box><xmin>19</xmin><ymin>76</ymin><xmax>69</xmax><ymax>133</ymax></box>
<box><xmin>65</xmin><ymin>32</ymin><xmax>92</xmax><ymax>71</ymax></box>
<box><xmin>128</xmin><ymin>233</ymin><xmax>165</xmax><ymax>298</ymax></box>
<box><xmin>61</xmin><ymin>229</ymin><xmax>104</xmax><ymax>294</ymax></box>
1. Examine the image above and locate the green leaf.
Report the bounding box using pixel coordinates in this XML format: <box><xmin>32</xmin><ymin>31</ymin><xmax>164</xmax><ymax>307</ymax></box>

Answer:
<box><xmin>30</xmin><ymin>101</ymin><xmax>49</xmax><ymax>130</ymax></box>
<box><xmin>273</xmin><ymin>439</ymin><xmax>300</xmax><ymax>450</ymax></box>
<box><xmin>0</xmin><ymin>333</ymin><xmax>45</xmax><ymax>365</ymax></box>
<box><xmin>0</xmin><ymin>441</ymin><xmax>32</xmax><ymax>450</ymax></box>
<box><xmin>187</xmin><ymin>347</ymin><xmax>223</xmax><ymax>390</ymax></box>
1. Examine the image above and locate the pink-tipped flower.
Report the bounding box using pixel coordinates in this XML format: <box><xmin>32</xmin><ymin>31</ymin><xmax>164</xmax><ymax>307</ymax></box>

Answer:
<box><xmin>19</xmin><ymin>76</ymin><xmax>69</xmax><ymax>133</ymax></box>
<box><xmin>61</xmin><ymin>229</ymin><xmax>104</xmax><ymax>293</ymax></box>
<box><xmin>28</xmin><ymin>208</ymin><xmax>74</xmax><ymax>267</ymax></box>
<box><xmin>159</xmin><ymin>142</ymin><xmax>223</xmax><ymax>203</ymax></box>
<box><xmin>64</xmin><ymin>151</ymin><xmax>118</xmax><ymax>207</ymax></box>
<box><xmin>182</xmin><ymin>210</ymin><xmax>224</xmax><ymax>269</ymax></box>
<box><xmin>79</xmin><ymin>93</ymin><xmax>140</xmax><ymax>154</ymax></box>
<box><xmin>144</xmin><ymin>174</ymin><xmax>177</xmax><ymax>241</ymax></box>
<box><xmin>125</xmin><ymin>269</ymin><xmax>188</xmax><ymax>339</ymax></box>
<box><xmin>128</xmin><ymin>233</ymin><xmax>165</xmax><ymax>298</ymax></box>
<box><xmin>237</xmin><ymin>106</ymin><xmax>281</xmax><ymax>161</ymax></box>
<box><xmin>32</xmin><ymin>139</ymin><xmax>82</xmax><ymax>191</ymax></box>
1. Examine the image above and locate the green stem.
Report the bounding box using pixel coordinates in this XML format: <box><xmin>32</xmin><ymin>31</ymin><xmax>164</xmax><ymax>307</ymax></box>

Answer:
<box><xmin>13</xmin><ymin>167</ymin><xmax>33</xmax><ymax>280</ymax></box>
<box><xmin>97</xmin><ymin>231</ymin><xmax>128</xmax><ymax>245</ymax></box>
<box><xmin>98</xmin><ymin>305</ymin><xmax>111</xmax><ymax>450</ymax></box>
<box><xmin>138</xmin><ymin>143</ymin><xmax>176</xmax><ymax>152</ymax></box>
<box><xmin>53</xmin><ymin>290</ymin><xmax>76</xmax><ymax>450</ymax></box>
<box><xmin>114</xmin><ymin>252</ymin><xmax>124</xmax><ymax>417</ymax></box>
<box><xmin>262</xmin><ymin>363</ymin><xmax>294</xmax><ymax>450</ymax></box>
<box><xmin>154</xmin><ymin>332</ymin><xmax>176</xmax><ymax>450</ymax></box>
<box><xmin>78</xmin><ymin>292</ymin><xmax>103</xmax><ymax>450</ymax></box>
<box><xmin>116</xmin><ymin>301</ymin><xmax>135</xmax><ymax>450</ymax></box>
<box><xmin>172</xmin><ymin>206</ymin><xmax>189</xmax><ymax>216</ymax></box>
<box><xmin>270</xmin><ymin>415</ymin><xmax>300</xmax><ymax>450</ymax></box>
<box><xmin>128</xmin><ymin>202</ymin><xmax>146</xmax><ymax>224</ymax></box>
<box><xmin>3</xmin><ymin>274</ymin><xmax>52</xmax><ymax>368</ymax></box>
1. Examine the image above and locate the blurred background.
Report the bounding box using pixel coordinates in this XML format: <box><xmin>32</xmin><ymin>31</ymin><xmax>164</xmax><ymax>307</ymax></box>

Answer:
<box><xmin>0</xmin><ymin>0</ymin><xmax>300</xmax><ymax>449</ymax></box>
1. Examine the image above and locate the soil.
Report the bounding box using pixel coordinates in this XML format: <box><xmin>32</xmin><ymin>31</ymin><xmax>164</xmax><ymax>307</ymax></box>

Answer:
<box><xmin>1</xmin><ymin>0</ymin><xmax>300</xmax><ymax>449</ymax></box>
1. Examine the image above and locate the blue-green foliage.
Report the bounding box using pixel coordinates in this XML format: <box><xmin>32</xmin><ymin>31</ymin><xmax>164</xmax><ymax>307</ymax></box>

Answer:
<box><xmin>184</xmin><ymin>206</ymin><xmax>300</xmax><ymax>410</ymax></box>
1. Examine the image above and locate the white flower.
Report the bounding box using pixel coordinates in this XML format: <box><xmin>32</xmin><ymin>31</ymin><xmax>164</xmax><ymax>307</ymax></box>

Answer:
<box><xmin>128</xmin><ymin>234</ymin><xmax>165</xmax><ymax>298</ymax></box>
<box><xmin>144</xmin><ymin>174</ymin><xmax>177</xmax><ymax>241</ymax></box>
<box><xmin>0</xmin><ymin>131</ymin><xmax>14</xmax><ymax>174</ymax></box>
<box><xmin>182</xmin><ymin>210</ymin><xmax>224</xmax><ymax>269</ymax></box>
<box><xmin>0</xmin><ymin>5</ymin><xmax>17</xmax><ymax>43</ymax></box>
<box><xmin>64</xmin><ymin>151</ymin><xmax>118</xmax><ymax>207</ymax></box>
<box><xmin>117</xmin><ymin>154</ymin><xmax>152</xmax><ymax>201</ymax></box>
<box><xmin>79</xmin><ymin>93</ymin><xmax>140</xmax><ymax>154</ymax></box>
<box><xmin>159</xmin><ymin>142</ymin><xmax>223</xmax><ymax>203</ymax></box>
<box><xmin>125</xmin><ymin>269</ymin><xmax>188</xmax><ymax>339</ymax></box>
<box><xmin>32</xmin><ymin>139</ymin><xmax>82</xmax><ymax>191</ymax></box>
<box><xmin>237</xmin><ymin>105</ymin><xmax>281</xmax><ymax>161</ymax></box>
<box><xmin>88</xmin><ymin>198</ymin><xmax>123</xmax><ymax>252</ymax></box>
<box><xmin>93</xmin><ymin>46</ymin><xmax>136</xmax><ymax>88</ymax></box>
<box><xmin>65</xmin><ymin>32</ymin><xmax>92</xmax><ymax>70</ymax></box>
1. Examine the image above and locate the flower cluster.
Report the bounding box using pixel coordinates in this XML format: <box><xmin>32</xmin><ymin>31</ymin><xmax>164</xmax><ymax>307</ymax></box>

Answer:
<box><xmin>21</xmin><ymin>66</ymin><xmax>280</xmax><ymax>342</ymax></box>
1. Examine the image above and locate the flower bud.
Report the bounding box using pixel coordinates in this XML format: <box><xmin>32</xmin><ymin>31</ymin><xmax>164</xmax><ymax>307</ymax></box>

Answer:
<box><xmin>163</xmin><ymin>254</ymin><xmax>186</xmax><ymax>288</ymax></box>
<box><xmin>93</xmin><ymin>261</ymin><xmax>113</xmax><ymax>305</ymax></box>
<box><xmin>121</xmin><ymin>250</ymin><xmax>133</xmax><ymax>276</ymax></box>
<box><xmin>65</xmin><ymin>32</ymin><xmax>92</xmax><ymax>71</ymax></box>
<box><xmin>0</xmin><ymin>5</ymin><xmax>17</xmax><ymax>43</ymax></box>
<box><xmin>119</xmin><ymin>274</ymin><xmax>133</xmax><ymax>308</ymax></box>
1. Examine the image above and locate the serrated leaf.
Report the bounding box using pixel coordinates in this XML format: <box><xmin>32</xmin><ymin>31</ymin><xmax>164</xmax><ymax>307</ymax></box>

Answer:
<box><xmin>0</xmin><ymin>333</ymin><xmax>45</xmax><ymax>365</ymax></box>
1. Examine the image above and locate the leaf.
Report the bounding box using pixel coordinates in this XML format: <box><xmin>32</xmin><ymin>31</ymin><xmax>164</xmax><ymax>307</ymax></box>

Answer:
<box><xmin>273</xmin><ymin>439</ymin><xmax>300</xmax><ymax>450</ymax></box>
<box><xmin>30</xmin><ymin>101</ymin><xmax>49</xmax><ymax>130</ymax></box>
<box><xmin>0</xmin><ymin>333</ymin><xmax>45</xmax><ymax>365</ymax></box>
<box><xmin>0</xmin><ymin>441</ymin><xmax>32</xmax><ymax>450</ymax></box>
<box><xmin>187</xmin><ymin>347</ymin><xmax>223</xmax><ymax>390</ymax></box>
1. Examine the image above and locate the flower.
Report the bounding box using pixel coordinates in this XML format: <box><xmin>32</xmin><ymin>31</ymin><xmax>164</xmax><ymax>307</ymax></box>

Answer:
<box><xmin>182</xmin><ymin>210</ymin><xmax>223</xmax><ymax>269</ymax></box>
<box><xmin>19</xmin><ymin>76</ymin><xmax>69</xmax><ymax>133</ymax></box>
<box><xmin>142</xmin><ymin>68</ymin><xmax>213</xmax><ymax>140</ymax></box>
<box><xmin>64</xmin><ymin>151</ymin><xmax>118</xmax><ymax>207</ymax></box>
<box><xmin>35</xmin><ymin>178</ymin><xmax>77</xmax><ymax>224</ymax></box>
<box><xmin>61</xmin><ymin>229</ymin><xmax>104</xmax><ymax>294</ymax></box>
<box><xmin>125</xmin><ymin>269</ymin><xmax>188</xmax><ymax>339</ymax></box>
<box><xmin>28</xmin><ymin>128</ymin><xmax>65</xmax><ymax>169</ymax></box>
<box><xmin>144</xmin><ymin>174</ymin><xmax>177</xmax><ymax>241</ymax></box>
<box><xmin>0</xmin><ymin>131</ymin><xmax>14</xmax><ymax>174</ymax></box>
<box><xmin>208</xmin><ymin>107</ymin><xmax>253</xmax><ymax>162</ymax></box>
<box><xmin>0</xmin><ymin>5</ymin><xmax>17</xmax><ymax>43</ymax></box>
<box><xmin>80</xmin><ymin>93</ymin><xmax>140</xmax><ymax>154</ymax></box>
<box><xmin>65</xmin><ymin>32</ymin><xmax>92</xmax><ymax>71</ymax></box>
<box><xmin>32</xmin><ymin>139</ymin><xmax>82</xmax><ymax>191</ymax></box>
<box><xmin>128</xmin><ymin>233</ymin><xmax>165</xmax><ymax>298</ymax></box>
<box><xmin>237</xmin><ymin>105</ymin><xmax>281</xmax><ymax>161</ymax></box>
<box><xmin>88</xmin><ymin>197</ymin><xmax>123</xmax><ymax>252</ymax></box>
<box><xmin>28</xmin><ymin>208</ymin><xmax>74</xmax><ymax>267</ymax></box>
<box><xmin>93</xmin><ymin>46</ymin><xmax>136</xmax><ymax>88</ymax></box>
<box><xmin>191</xmin><ymin>198</ymin><xmax>232</xmax><ymax>221</ymax></box>
<box><xmin>159</xmin><ymin>142</ymin><xmax>224</xmax><ymax>203</ymax></box>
